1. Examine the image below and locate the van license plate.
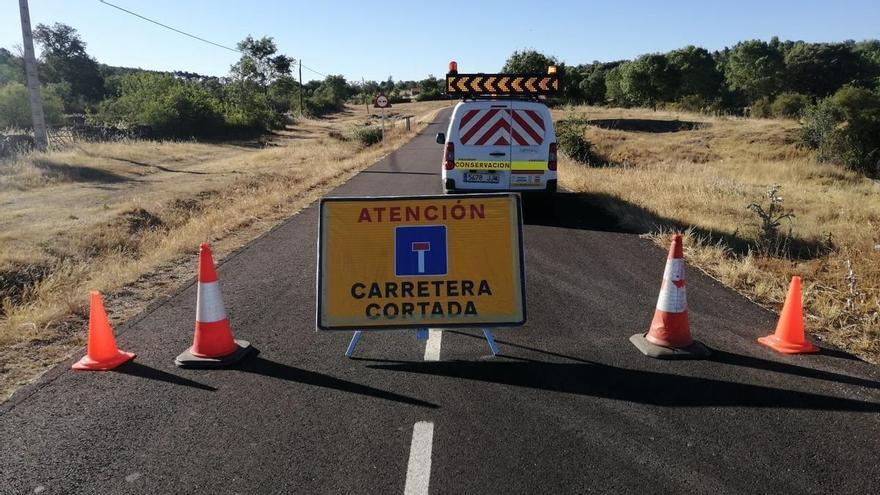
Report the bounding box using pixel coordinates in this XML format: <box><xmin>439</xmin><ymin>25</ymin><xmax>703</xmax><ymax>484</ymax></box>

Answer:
<box><xmin>464</xmin><ymin>173</ymin><xmax>500</xmax><ymax>184</ymax></box>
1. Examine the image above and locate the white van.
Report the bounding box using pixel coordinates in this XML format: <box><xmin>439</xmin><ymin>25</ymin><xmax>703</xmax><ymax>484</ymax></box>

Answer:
<box><xmin>437</xmin><ymin>99</ymin><xmax>557</xmax><ymax>193</ymax></box>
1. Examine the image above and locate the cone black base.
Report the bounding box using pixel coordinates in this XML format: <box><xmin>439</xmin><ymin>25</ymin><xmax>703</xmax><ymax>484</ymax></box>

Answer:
<box><xmin>175</xmin><ymin>340</ymin><xmax>254</xmax><ymax>368</ymax></box>
<box><xmin>629</xmin><ymin>333</ymin><xmax>711</xmax><ymax>360</ymax></box>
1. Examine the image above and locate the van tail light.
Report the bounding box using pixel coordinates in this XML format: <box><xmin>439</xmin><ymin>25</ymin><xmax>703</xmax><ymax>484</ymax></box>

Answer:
<box><xmin>444</xmin><ymin>142</ymin><xmax>455</xmax><ymax>170</ymax></box>
<box><xmin>548</xmin><ymin>142</ymin><xmax>558</xmax><ymax>171</ymax></box>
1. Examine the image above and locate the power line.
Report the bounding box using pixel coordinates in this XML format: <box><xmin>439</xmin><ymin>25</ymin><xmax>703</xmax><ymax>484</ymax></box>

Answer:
<box><xmin>98</xmin><ymin>0</ymin><xmax>331</xmax><ymax>79</ymax></box>
<box><xmin>300</xmin><ymin>63</ymin><xmax>326</xmax><ymax>78</ymax></box>
<box><xmin>98</xmin><ymin>0</ymin><xmax>241</xmax><ymax>53</ymax></box>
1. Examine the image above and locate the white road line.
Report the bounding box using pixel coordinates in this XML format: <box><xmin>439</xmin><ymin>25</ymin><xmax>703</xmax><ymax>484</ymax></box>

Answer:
<box><xmin>423</xmin><ymin>329</ymin><xmax>442</xmax><ymax>361</ymax></box>
<box><xmin>404</xmin><ymin>421</ymin><xmax>435</xmax><ymax>495</ymax></box>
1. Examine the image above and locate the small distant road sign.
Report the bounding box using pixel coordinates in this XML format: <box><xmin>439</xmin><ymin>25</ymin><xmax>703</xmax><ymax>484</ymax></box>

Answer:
<box><xmin>317</xmin><ymin>194</ymin><xmax>526</xmax><ymax>330</ymax></box>
<box><xmin>373</xmin><ymin>93</ymin><xmax>391</xmax><ymax>108</ymax></box>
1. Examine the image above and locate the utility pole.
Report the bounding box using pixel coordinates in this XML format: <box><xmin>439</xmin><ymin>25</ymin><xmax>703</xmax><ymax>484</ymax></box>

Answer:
<box><xmin>18</xmin><ymin>0</ymin><xmax>48</xmax><ymax>151</ymax></box>
<box><xmin>298</xmin><ymin>59</ymin><xmax>304</xmax><ymax>117</ymax></box>
<box><xmin>362</xmin><ymin>77</ymin><xmax>368</xmax><ymax>115</ymax></box>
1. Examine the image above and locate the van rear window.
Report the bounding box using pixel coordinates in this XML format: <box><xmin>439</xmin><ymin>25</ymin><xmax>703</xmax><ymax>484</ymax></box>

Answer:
<box><xmin>458</xmin><ymin>109</ymin><xmax>545</xmax><ymax>146</ymax></box>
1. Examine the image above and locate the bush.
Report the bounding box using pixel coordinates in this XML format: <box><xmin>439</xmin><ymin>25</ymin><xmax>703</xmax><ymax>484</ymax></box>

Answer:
<box><xmin>353</xmin><ymin>126</ymin><xmax>383</xmax><ymax>146</ymax></box>
<box><xmin>97</xmin><ymin>73</ymin><xmax>225</xmax><ymax>137</ymax></box>
<box><xmin>0</xmin><ymin>82</ymin><xmax>64</xmax><ymax>128</ymax></box>
<box><xmin>771</xmin><ymin>92</ymin><xmax>811</xmax><ymax>118</ymax></box>
<box><xmin>415</xmin><ymin>89</ymin><xmax>444</xmax><ymax>102</ymax></box>
<box><xmin>800</xmin><ymin>86</ymin><xmax>880</xmax><ymax>177</ymax></box>
<box><xmin>750</xmin><ymin>97</ymin><xmax>774</xmax><ymax>118</ymax></box>
<box><xmin>799</xmin><ymin>98</ymin><xmax>840</xmax><ymax>149</ymax></box>
<box><xmin>304</xmin><ymin>95</ymin><xmax>343</xmax><ymax>117</ymax></box>
<box><xmin>673</xmin><ymin>95</ymin><xmax>709</xmax><ymax>113</ymax></box>
<box><xmin>556</xmin><ymin>119</ymin><xmax>596</xmax><ymax>165</ymax></box>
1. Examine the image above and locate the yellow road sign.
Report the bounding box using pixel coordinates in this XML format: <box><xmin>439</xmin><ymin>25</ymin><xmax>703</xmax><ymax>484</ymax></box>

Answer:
<box><xmin>317</xmin><ymin>194</ymin><xmax>526</xmax><ymax>330</ymax></box>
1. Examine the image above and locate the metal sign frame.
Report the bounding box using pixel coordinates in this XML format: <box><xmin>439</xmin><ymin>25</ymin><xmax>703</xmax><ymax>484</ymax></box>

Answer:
<box><xmin>316</xmin><ymin>193</ymin><xmax>527</xmax><ymax>331</ymax></box>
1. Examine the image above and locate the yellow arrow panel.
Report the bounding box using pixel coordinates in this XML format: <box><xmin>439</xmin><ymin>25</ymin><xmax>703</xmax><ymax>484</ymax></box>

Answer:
<box><xmin>456</xmin><ymin>77</ymin><xmax>469</xmax><ymax>92</ymax></box>
<box><xmin>524</xmin><ymin>78</ymin><xmax>537</xmax><ymax>92</ymax></box>
<box><xmin>511</xmin><ymin>77</ymin><xmax>523</xmax><ymax>91</ymax></box>
<box><xmin>470</xmin><ymin>76</ymin><xmax>483</xmax><ymax>92</ymax></box>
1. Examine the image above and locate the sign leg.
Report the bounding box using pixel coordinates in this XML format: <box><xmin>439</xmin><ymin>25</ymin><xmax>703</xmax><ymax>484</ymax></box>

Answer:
<box><xmin>345</xmin><ymin>331</ymin><xmax>363</xmax><ymax>358</ymax></box>
<box><xmin>482</xmin><ymin>328</ymin><xmax>499</xmax><ymax>356</ymax></box>
<box><xmin>415</xmin><ymin>328</ymin><xmax>429</xmax><ymax>340</ymax></box>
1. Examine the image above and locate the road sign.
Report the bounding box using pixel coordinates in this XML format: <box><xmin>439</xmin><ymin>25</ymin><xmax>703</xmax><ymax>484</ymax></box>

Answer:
<box><xmin>373</xmin><ymin>93</ymin><xmax>391</xmax><ymax>108</ymax></box>
<box><xmin>445</xmin><ymin>73</ymin><xmax>559</xmax><ymax>96</ymax></box>
<box><xmin>317</xmin><ymin>193</ymin><xmax>526</xmax><ymax>330</ymax></box>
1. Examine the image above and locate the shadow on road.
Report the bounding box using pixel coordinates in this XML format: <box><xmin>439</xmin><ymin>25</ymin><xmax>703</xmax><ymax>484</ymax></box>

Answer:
<box><xmin>114</xmin><ymin>362</ymin><xmax>217</xmax><ymax>392</ymax></box>
<box><xmin>446</xmin><ymin>330</ymin><xmax>595</xmax><ymax>364</ymax></box>
<box><xmin>708</xmin><ymin>349</ymin><xmax>880</xmax><ymax>390</ymax></box>
<box><xmin>521</xmin><ymin>192</ymin><xmax>628</xmax><ymax>233</ymax></box>
<box><xmin>362</xmin><ymin>170</ymin><xmax>440</xmax><ymax>176</ymax></box>
<box><xmin>368</xmin><ymin>360</ymin><xmax>880</xmax><ymax>412</ymax></box>
<box><xmin>522</xmin><ymin>191</ymin><xmax>831</xmax><ymax>260</ymax></box>
<box><xmin>239</xmin><ymin>356</ymin><xmax>438</xmax><ymax>409</ymax></box>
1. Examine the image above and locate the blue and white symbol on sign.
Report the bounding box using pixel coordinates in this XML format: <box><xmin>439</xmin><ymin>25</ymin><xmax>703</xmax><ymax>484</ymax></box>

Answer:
<box><xmin>395</xmin><ymin>225</ymin><xmax>447</xmax><ymax>277</ymax></box>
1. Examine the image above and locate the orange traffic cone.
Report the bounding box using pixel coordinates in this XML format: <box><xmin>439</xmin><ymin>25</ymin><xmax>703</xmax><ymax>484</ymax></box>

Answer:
<box><xmin>758</xmin><ymin>276</ymin><xmax>819</xmax><ymax>354</ymax></box>
<box><xmin>175</xmin><ymin>243</ymin><xmax>253</xmax><ymax>368</ymax></box>
<box><xmin>72</xmin><ymin>291</ymin><xmax>135</xmax><ymax>371</ymax></box>
<box><xmin>630</xmin><ymin>234</ymin><xmax>710</xmax><ymax>359</ymax></box>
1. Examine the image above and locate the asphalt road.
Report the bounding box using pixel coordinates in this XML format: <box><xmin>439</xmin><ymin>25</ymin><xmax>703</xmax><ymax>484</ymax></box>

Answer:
<box><xmin>2</xmin><ymin>108</ymin><xmax>880</xmax><ymax>494</ymax></box>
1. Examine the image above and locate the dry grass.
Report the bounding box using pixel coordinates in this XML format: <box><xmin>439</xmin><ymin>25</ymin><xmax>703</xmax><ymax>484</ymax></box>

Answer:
<box><xmin>554</xmin><ymin>105</ymin><xmax>880</xmax><ymax>362</ymax></box>
<box><xmin>0</xmin><ymin>100</ymin><xmax>452</xmax><ymax>400</ymax></box>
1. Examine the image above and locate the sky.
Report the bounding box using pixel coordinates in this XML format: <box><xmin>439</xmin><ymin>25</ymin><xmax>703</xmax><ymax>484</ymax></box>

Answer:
<box><xmin>3</xmin><ymin>0</ymin><xmax>879</xmax><ymax>83</ymax></box>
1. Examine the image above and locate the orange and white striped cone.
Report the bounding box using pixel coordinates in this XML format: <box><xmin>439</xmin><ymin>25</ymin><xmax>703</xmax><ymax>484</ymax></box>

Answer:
<box><xmin>630</xmin><ymin>234</ymin><xmax>710</xmax><ymax>359</ymax></box>
<box><xmin>175</xmin><ymin>243</ymin><xmax>253</xmax><ymax>368</ymax></box>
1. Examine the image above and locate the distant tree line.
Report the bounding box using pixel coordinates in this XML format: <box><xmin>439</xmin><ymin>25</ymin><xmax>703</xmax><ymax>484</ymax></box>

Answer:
<box><xmin>2</xmin><ymin>25</ymin><xmax>878</xmax><ymax>174</ymax></box>
<box><xmin>0</xmin><ymin>24</ymin><xmax>394</xmax><ymax>137</ymax></box>
<box><xmin>502</xmin><ymin>40</ymin><xmax>880</xmax><ymax>177</ymax></box>
<box><xmin>504</xmin><ymin>39</ymin><xmax>880</xmax><ymax>114</ymax></box>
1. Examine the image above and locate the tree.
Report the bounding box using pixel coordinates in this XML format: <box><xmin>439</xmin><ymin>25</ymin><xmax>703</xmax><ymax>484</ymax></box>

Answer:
<box><xmin>226</xmin><ymin>36</ymin><xmax>294</xmax><ymax>127</ymax></box>
<box><xmin>0</xmin><ymin>82</ymin><xmax>64</xmax><ymax>128</ymax></box>
<box><xmin>33</xmin><ymin>23</ymin><xmax>104</xmax><ymax>110</ymax></box>
<box><xmin>853</xmin><ymin>40</ymin><xmax>880</xmax><ymax>90</ymax></box>
<box><xmin>725</xmin><ymin>40</ymin><xmax>785</xmax><ymax>102</ymax></box>
<box><xmin>668</xmin><ymin>45</ymin><xmax>723</xmax><ymax>100</ymax></box>
<box><xmin>229</xmin><ymin>36</ymin><xmax>293</xmax><ymax>86</ymax></box>
<box><xmin>604</xmin><ymin>66</ymin><xmax>626</xmax><ymax>105</ymax></box>
<box><xmin>314</xmin><ymin>75</ymin><xmax>350</xmax><ymax>102</ymax></box>
<box><xmin>784</xmin><ymin>42</ymin><xmax>866</xmax><ymax>96</ymax></box>
<box><xmin>417</xmin><ymin>75</ymin><xmax>443</xmax><ymax>95</ymax></box>
<box><xmin>619</xmin><ymin>54</ymin><xmax>679</xmax><ymax>109</ymax></box>
<box><xmin>579</xmin><ymin>67</ymin><xmax>606</xmax><ymax>105</ymax></box>
<box><xmin>559</xmin><ymin>65</ymin><xmax>585</xmax><ymax>104</ymax></box>
<box><xmin>97</xmin><ymin>73</ymin><xmax>225</xmax><ymax>136</ymax></box>
<box><xmin>502</xmin><ymin>50</ymin><xmax>557</xmax><ymax>73</ymax></box>
<box><xmin>0</xmin><ymin>47</ymin><xmax>25</xmax><ymax>85</ymax></box>
<box><xmin>800</xmin><ymin>85</ymin><xmax>880</xmax><ymax>176</ymax></box>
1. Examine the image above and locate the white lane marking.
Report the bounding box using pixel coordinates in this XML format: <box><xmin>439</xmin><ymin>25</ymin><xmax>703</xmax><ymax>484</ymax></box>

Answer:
<box><xmin>424</xmin><ymin>329</ymin><xmax>442</xmax><ymax>361</ymax></box>
<box><xmin>404</xmin><ymin>421</ymin><xmax>435</xmax><ymax>495</ymax></box>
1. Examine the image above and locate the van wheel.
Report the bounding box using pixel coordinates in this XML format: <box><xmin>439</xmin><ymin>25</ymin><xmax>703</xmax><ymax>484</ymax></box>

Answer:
<box><xmin>444</xmin><ymin>178</ymin><xmax>456</xmax><ymax>194</ymax></box>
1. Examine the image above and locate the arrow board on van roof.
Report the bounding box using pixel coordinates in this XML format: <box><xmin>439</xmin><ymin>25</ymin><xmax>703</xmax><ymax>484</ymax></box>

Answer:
<box><xmin>445</xmin><ymin>73</ymin><xmax>559</xmax><ymax>96</ymax></box>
